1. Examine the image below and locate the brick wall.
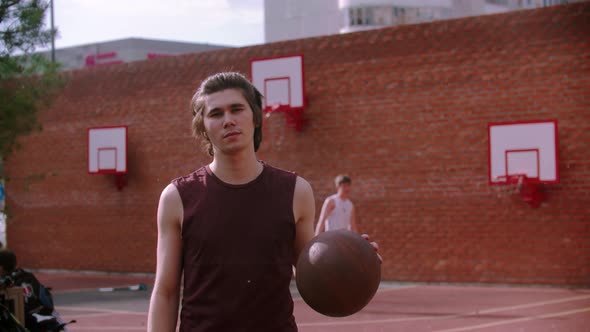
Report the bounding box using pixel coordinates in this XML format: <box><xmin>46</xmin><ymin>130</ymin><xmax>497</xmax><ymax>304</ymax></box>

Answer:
<box><xmin>4</xmin><ymin>3</ymin><xmax>589</xmax><ymax>285</ymax></box>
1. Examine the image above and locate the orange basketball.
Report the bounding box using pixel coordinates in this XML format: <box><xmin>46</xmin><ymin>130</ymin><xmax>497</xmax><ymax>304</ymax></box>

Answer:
<box><xmin>295</xmin><ymin>229</ymin><xmax>381</xmax><ymax>317</ymax></box>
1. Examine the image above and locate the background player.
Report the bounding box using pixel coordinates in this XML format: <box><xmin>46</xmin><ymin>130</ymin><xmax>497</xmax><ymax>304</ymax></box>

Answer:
<box><xmin>315</xmin><ymin>174</ymin><xmax>358</xmax><ymax>235</ymax></box>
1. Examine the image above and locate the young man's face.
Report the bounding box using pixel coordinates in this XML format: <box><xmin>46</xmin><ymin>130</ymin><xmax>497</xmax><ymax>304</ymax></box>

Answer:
<box><xmin>337</xmin><ymin>182</ymin><xmax>351</xmax><ymax>196</ymax></box>
<box><xmin>203</xmin><ymin>89</ymin><xmax>256</xmax><ymax>156</ymax></box>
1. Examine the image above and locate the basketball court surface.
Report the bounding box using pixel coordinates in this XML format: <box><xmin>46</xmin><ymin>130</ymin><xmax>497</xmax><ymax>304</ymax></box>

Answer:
<box><xmin>35</xmin><ymin>271</ymin><xmax>590</xmax><ymax>332</ymax></box>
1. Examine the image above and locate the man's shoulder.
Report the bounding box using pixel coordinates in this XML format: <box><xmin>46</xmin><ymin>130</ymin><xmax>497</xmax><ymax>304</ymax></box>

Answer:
<box><xmin>262</xmin><ymin>161</ymin><xmax>299</xmax><ymax>180</ymax></box>
<box><xmin>263</xmin><ymin>162</ymin><xmax>311</xmax><ymax>195</ymax></box>
<box><xmin>263</xmin><ymin>161</ymin><xmax>294</xmax><ymax>174</ymax></box>
<box><xmin>172</xmin><ymin>166</ymin><xmax>208</xmax><ymax>186</ymax></box>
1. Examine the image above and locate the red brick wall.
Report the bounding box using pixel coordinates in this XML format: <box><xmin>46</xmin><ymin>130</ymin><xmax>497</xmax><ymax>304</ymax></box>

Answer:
<box><xmin>4</xmin><ymin>3</ymin><xmax>589</xmax><ymax>285</ymax></box>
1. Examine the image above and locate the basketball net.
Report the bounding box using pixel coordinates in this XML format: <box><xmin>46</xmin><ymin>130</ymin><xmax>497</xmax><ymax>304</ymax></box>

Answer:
<box><xmin>492</xmin><ymin>174</ymin><xmax>545</xmax><ymax>208</ymax></box>
<box><xmin>263</xmin><ymin>103</ymin><xmax>307</xmax><ymax>132</ymax></box>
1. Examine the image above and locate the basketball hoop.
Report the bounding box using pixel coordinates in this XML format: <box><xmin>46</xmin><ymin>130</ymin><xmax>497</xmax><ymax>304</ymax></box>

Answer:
<box><xmin>494</xmin><ymin>174</ymin><xmax>545</xmax><ymax>208</ymax></box>
<box><xmin>263</xmin><ymin>104</ymin><xmax>307</xmax><ymax>132</ymax></box>
<box><xmin>488</xmin><ymin>120</ymin><xmax>558</xmax><ymax>209</ymax></box>
<box><xmin>251</xmin><ymin>55</ymin><xmax>307</xmax><ymax>132</ymax></box>
<box><xmin>88</xmin><ymin>126</ymin><xmax>128</xmax><ymax>191</ymax></box>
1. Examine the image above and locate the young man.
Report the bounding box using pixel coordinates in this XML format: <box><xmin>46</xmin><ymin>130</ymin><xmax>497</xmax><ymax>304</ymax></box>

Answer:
<box><xmin>147</xmin><ymin>72</ymin><xmax>378</xmax><ymax>331</ymax></box>
<box><xmin>315</xmin><ymin>175</ymin><xmax>358</xmax><ymax>235</ymax></box>
<box><xmin>147</xmin><ymin>72</ymin><xmax>316</xmax><ymax>331</ymax></box>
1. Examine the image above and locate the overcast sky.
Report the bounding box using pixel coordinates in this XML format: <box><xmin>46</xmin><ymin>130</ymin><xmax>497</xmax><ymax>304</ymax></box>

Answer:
<box><xmin>49</xmin><ymin>0</ymin><xmax>264</xmax><ymax>48</ymax></box>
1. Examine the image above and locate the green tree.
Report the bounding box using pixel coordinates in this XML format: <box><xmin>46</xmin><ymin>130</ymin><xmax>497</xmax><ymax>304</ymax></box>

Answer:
<box><xmin>0</xmin><ymin>0</ymin><xmax>60</xmax><ymax>160</ymax></box>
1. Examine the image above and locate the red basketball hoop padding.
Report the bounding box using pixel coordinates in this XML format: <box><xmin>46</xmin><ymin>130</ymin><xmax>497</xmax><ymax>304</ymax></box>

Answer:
<box><xmin>518</xmin><ymin>177</ymin><xmax>544</xmax><ymax>208</ymax></box>
<box><xmin>264</xmin><ymin>104</ymin><xmax>307</xmax><ymax>132</ymax></box>
<box><xmin>115</xmin><ymin>174</ymin><xmax>127</xmax><ymax>191</ymax></box>
<box><xmin>497</xmin><ymin>175</ymin><xmax>545</xmax><ymax>208</ymax></box>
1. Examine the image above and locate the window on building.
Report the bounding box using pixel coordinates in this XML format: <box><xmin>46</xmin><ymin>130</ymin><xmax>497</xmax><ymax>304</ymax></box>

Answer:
<box><xmin>356</xmin><ymin>7</ymin><xmax>363</xmax><ymax>24</ymax></box>
<box><xmin>393</xmin><ymin>6</ymin><xmax>407</xmax><ymax>22</ymax></box>
<box><xmin>486</xmin><ymin>0</ymin><xmax>509</xmax><ymax>5</ymax></box>
<box><xmin>366</xmin><ymin>7</ymin><xmax>374</xmax><ymax>25</ymax></box>
<box><xmin>348</xmin><ymin>7</ymin><xmax>375</xmax><ymax>26</ymax></box>
<box><xmin>373</xmin><ymin>7</ymin><xmax>390</xmax><ymax>25</ymax></box>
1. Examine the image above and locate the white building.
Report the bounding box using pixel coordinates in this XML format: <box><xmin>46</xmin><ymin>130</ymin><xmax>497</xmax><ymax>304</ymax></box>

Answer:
<box><xmin>264</xmin><ymin>0</ymin><xmax>341</xmax><ymax>42</ymax></box>
<box><xmin>340</xmin><ymin>0</ymin><xmax>454</xmax><ymax>34</ymax></box>
<box><xmin>264</xmin><ymin>0</ymin><xmax>581</xmax><ymax>43</ymax></box>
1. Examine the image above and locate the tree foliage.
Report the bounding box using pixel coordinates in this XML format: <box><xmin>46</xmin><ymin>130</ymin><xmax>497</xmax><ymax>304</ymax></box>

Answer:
<box><xmin>0</xmin><ymin>0</ymin><xmax>60</xmax><ymax>158</ymax></box>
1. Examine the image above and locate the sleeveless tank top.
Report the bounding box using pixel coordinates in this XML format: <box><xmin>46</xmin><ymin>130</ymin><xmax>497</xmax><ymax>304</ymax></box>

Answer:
<box><xmin>172</xmin><ymin>162</ymin><xmax>298</xmax><ymax>332</ymax></box>
<box><xmin>325</xmin><ymin>194</ymin><xmax>353</xmax><ymax>231</ymax></box>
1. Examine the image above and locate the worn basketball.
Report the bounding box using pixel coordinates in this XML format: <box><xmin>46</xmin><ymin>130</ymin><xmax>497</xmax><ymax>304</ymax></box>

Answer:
<box><xmin>295</xmin><ymin>229</ymin><xmax>381</xmax><ymax>317</ymax></box>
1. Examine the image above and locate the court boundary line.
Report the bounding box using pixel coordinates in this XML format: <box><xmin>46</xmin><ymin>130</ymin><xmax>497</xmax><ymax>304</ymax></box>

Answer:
<box><xmin>53</xmin><ymin>286</ymin><xmax>149</xmax><ymax>294</ymax></box>
<box><xmin>56</xmin><ymin>305</ymin><xmax>147</xmax><ymax>316</ymax></box>
<box><xmin>375</xmin><ymin>285</ymin><xmax>418</xmax><ymax>293</ymax></box>
<box><xmin>433</xmin><ymin>307</ymin><xmax>590</xmax><ymax>332</ymax></box>
<box><xmin>52</xmin><ymin>308</ymin><xmax>590</xmax><ymax>331</ymax></box>
<box><xmin>297</xmin><ymin>294</ymin><xmax>590</xmax><ymax>327</ymax></box>
<box><xmin>410</xmin><ymin>284</ymin><xmax>590</xmax><ymax>293</ymax></box>
<box><xmin>61</xmin><ymin>327</ymin><xmax>146</xmax><ymax>331</ymax></box>
<box><xmin>59</xmin><ymin>311</ymin><xmax>140</xmax><ymax>319</ymax></box>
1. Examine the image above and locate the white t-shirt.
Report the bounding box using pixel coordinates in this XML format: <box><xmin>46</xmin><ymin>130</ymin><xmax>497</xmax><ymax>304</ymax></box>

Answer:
<box><xmin>325</xmin><ymin>194</ymin><xmax>353</xmax><ymax>231</ymax></box>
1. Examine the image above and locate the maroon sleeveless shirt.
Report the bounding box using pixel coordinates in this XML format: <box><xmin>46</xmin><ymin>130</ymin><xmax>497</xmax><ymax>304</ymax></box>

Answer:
<box><xmin>172</xmin><ymin>163</ymin><xmax>298</xmax><ymax>332</ymax></box>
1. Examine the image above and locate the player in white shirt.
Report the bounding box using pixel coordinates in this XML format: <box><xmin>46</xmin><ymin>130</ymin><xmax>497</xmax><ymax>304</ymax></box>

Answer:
<box><xmin>315</xmin><ymin>175</ymin><xmax>358</xmax><ymax>235</ymax></box>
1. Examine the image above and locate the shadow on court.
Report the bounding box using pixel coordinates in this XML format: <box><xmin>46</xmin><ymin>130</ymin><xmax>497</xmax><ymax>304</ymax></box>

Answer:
<box><xmin>34</xmin><ymin>271</ymin><xmax>590</xmax><ymax>332</ymax></box>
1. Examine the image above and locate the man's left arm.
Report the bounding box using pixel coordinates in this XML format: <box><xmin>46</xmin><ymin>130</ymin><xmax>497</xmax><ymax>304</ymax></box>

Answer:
<box><xmin>292</xmin><ymin>176</ymin><xmax>316</xmax><ymax>266</ymax></box>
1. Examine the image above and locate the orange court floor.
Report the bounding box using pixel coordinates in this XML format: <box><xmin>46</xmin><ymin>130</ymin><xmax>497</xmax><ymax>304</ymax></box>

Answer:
<box><xmin>26</xmin><ymin>270</ymin><xmax>590</xmax><ymax>332</ymax></box>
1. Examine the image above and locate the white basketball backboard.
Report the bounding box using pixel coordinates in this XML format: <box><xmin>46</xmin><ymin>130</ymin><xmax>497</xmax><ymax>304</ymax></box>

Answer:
<box><xmin>488</xmin><ymin>120</ymin><xmax>558</xmax><ymax>184</ymax></box>
<box><xmin>251</xmin><ymin>55</ymin><xmax>305</xmax><ymax>110</ymax></box>
<box><xmin>88</xmin><ymin>126</ymin><xmax>127</xmax><ymax>174</ymax></box>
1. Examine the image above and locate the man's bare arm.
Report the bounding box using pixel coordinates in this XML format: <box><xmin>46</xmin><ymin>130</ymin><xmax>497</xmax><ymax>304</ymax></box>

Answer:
<box><xmin>293</xmin><ymin>176</ymin><xmax>316</xmax><ymax>266</ymax></box>
<box><xmin>314</xmin><ymin>197</ymin><xmax>335</xmax><ymax>235</ymax></box>
<box><xmin>147</xmin><ymin>184</ymin><xmax>184</xmax><ymax>332</ymax></box>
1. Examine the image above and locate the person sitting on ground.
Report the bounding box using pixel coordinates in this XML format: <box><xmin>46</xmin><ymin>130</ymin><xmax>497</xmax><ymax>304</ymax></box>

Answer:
<box><xmin>0</xmin><ymin>248</ymin><xmax>73</xmax><ymax>332</ymax></box>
